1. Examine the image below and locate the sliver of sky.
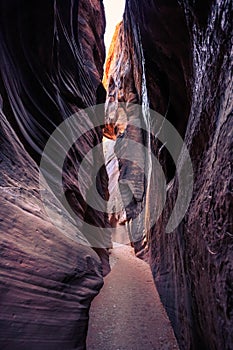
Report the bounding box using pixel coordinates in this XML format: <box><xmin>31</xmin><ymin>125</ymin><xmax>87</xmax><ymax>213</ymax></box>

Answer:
<box><xmin>103</xmin><ymin>0</ymin><xmax>126</xmax><ymax>55</ymax></box>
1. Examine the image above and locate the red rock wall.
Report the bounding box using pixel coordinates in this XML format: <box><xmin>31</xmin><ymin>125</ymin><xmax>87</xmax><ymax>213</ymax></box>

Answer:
<box><xmin>104</xmin><ymin>1</ymin><xmax>233</xmax><ymax>349</ymax></box>
<box><xmin>0</xmin><ymin>0</ymin><xmax>109</xmax><ymax>349</ymax></box>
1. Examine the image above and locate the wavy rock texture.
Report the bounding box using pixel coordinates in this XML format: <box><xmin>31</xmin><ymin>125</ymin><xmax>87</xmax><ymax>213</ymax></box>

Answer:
<box><xmin>104</xmin><ymin>0</ymin><xmax>233</xmax><ymax>349</ymax></box>
<box><xmin>0</xmin><ymin>0</ymin><xmax>109</xmax><ymax>349</ymax></box>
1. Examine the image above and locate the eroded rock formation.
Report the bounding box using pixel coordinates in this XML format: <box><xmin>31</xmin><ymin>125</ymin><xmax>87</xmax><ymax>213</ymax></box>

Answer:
<box><xmin>1</xmin><ymin>0</ymin><xmax>232</xmax><ymax>349</ymax></box>
<box><xmin>104</xmin><ymin>1</ymin><xmax>233</xmax><ymax>349</ymax></box>
<box><xmin>0</xmin><ymin>0</ymin><xmax>109</xmax><ymax>349</ymax></box>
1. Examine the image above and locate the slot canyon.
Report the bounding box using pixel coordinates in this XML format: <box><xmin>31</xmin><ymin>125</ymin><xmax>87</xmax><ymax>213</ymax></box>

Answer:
<box><xmin>0</xmin><ymin>1</ymin><xmax>232</xmax><ymax>350</ymax></box>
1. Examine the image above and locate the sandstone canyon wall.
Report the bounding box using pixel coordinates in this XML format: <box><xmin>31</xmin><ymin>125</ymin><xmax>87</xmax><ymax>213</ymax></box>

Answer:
<box><xmin>0</xmin><ymin>0</ymin><xmax>232</xmax><ymax>349</ymax></box>
<box><xmin>104</xmin><ymin>1</ymin><xmax>233</xmax><ymax>349</ymax></box>
<box><xmin>0</xmin><ymin>1</ymin><xmax>109</xmax><ymax>349</ymax></box>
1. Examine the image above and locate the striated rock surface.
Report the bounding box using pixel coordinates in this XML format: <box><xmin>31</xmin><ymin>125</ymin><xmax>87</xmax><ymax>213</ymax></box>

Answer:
<box><xmin>0</xmin><ymin>0</ymin><xmax>109</xmax><ymax>349</ymax></box>
<box><xmin>0</xmin><ymin>111</ymin><xmax>104</xmax><ymax>350</ymax></box>
<box><xmin>104</xmin><ymin>0</ymin><xmax>233</xmax><ymax>349</ymax></box>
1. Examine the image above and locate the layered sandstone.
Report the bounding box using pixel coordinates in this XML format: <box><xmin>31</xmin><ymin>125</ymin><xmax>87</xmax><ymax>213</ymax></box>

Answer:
<box><xmin>0</xmin><ymin>1</ymin><xmax>109</xmax><ymax>349</ymax></box>
<box><xmin>104</xmin><ymin>1</ymin><xmax>233</xmax><ymax>349</ymax></box>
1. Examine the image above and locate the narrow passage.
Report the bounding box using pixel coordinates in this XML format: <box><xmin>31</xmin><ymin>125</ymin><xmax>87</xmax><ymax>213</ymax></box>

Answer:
<box><xmin>87</xmin><ymin>244</ymin><xmax>179</xmax><ymax>350</ymax></box>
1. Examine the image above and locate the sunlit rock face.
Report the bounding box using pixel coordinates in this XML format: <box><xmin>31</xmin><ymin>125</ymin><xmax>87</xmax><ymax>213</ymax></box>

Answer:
<box><xmin>104</xmin><ymin>0</ymin><xmax>233</xmax><ymax>349</ymax></box>
<box><xmin>0</xmin><ymin>0</ymin><xmax>109</xmax><ymax>349</ymax></box>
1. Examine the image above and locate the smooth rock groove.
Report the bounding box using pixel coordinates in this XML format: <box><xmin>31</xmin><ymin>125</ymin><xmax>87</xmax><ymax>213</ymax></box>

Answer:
<box><xmin>0</xmin><ymin>1</ymin><xmax>109</xmax><ymax>349</ymax></box>
<box><xmin>87</xmin><ymin>245</ymin><xmax>179</xmax><ymax>350</ymax></box>
<box><xmin>104</xmin><ymin>1</ymin><xmax>233</xmax><ymax>349</ymax></box>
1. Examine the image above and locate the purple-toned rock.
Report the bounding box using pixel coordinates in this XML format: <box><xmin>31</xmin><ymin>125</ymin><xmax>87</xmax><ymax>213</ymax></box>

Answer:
<box><xmin>0</xmin><ymin>0</ymin><xmax>110</xmax><ymax>348</ymax></box>
<box><xmin>104</xmin><ymin>1</ymin><xmax>233</xmax><ymax>349</ymax></box>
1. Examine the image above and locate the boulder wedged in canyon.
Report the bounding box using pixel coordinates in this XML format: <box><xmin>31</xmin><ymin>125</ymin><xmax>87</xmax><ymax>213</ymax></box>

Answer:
<box><xmin>0</xmin><ymin>0</ymin><xmax>110</xmax><ymax>349</ymax></box>
<box><xmin>104</xmin><ymin>1</ymin><xmax>233</xmax><ymax>349</ymax></box>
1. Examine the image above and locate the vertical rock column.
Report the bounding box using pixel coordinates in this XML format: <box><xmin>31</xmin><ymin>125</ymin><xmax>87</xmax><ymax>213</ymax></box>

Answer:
<box><xmin>104</xmin><ymin>17</ymin><xmax>149</xmax><ymax>255</ymax></box>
